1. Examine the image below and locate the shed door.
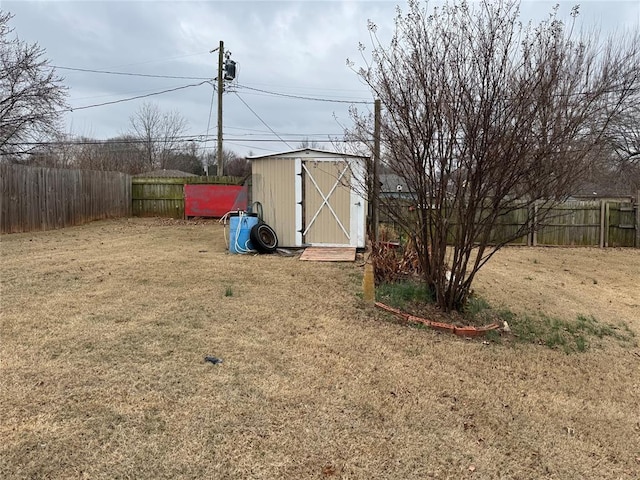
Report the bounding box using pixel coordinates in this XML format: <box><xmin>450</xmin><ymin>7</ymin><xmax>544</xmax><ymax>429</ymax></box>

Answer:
<box><xmin>301</xmin><ymin>160</ymin><xmax>353</xmax><ymax>246</ymax></box>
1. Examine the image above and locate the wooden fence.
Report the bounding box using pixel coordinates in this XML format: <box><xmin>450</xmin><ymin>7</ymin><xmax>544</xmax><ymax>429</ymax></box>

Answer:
<box><xmin>3</xmin><ymin>164</ymin><xmax>637</xmax><ymax>247</ymax></box>
<box><xmin>132</xmin><ymin>176</ymin><xmax>243</xmax><ymax>219</ymax></box>
<box><xmin>534</xmin><ymin>201</ymin><xmax>637</xmax><ymax>247</ymax></box>
<box><xmin>1</xmin><ymin>164</ymin><xmax>131</xmax><ymax>234</ymax></box>
<box><xmin>381</xmin><ymin>197</ymin><xmax>639</xmax><ymax>248</ymax></box>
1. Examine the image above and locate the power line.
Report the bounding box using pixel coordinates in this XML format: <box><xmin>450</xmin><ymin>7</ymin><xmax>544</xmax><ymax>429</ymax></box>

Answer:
<box><xmin>225</xmin><ymin>131</ymin><xmax>343</xmax><ymax>137</ymax></box>
<box><xmin>63</xmin><ymin>61</ymin><xmax>427</xmax><ymax>101</ymax></box>
<box><xmin>203</xmin><ymin>83</ymin><xmax>216</xmax><ymax>173</ymax></box>
<box><xmin>51</xmin><ymin>65</ymin><xmax>637</xmax><ymax>105</ymax></box>
<box><xmin>4</xmin><ymin>137</ymin><xmax>358</xmax><ymax>147</ymax></box>
<box><xmin>225</xmin><ymin>141</ymin><xmax>279</xmax><ymax>153</ymax></box>
<box><xmin>71</xmin><ymin>83</ymin><xmax>195</xmax><ymax>101</ymax></box>
<box><xmin>4</xmin><ymin>137</ymin><xmax>201</xmax><ymax>147</ymax></box>
<box><xmin>236</xmin><ymin>83</ymin><xmax>372</xmax><ymax>104</ymax></box>
<box><xmin>53</xmin><ymin>65</ymin><xmax>211</xmax><ymax>81</ymax></box>
<box><xmin>51</xmin><ymin>65</ymin><xmax>374</xmax><ymax>104</ymax></box>
<box><xmin>61</xmin><ymin>81</ymin><xmax>210</xmax><ymax>112</ymax></box>
<box><xmin>233</xmin><ymin>92</ymin><xmax>294</xmax><ymax>149</ymax></box>
<box><xmin>105</xmin><ymin>51</ymin><xmax>211</xmax><ymax>69</ymax></box>
<box><xmin>224</xmin><ymin>138</ymin><xmax>351</xmax><ymax>143</ymax></box>
<box><xmin>224</xmin><ymin>125</ymin><xmax>343</xmax><ymax>136</ymax></box>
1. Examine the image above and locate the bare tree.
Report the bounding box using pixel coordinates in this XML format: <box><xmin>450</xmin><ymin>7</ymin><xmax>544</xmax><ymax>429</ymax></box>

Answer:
<box><xmin>348</xmin><ymin>0</ymin><xmax>640</xmax><ymax>311</ymax></box>
<box><xmin>203</xmin><ymin>148</ymin><xmax>246</xmax><ymax>177</ymax></box>
<box><xmin>298</xmin><ymin>137</ymin><xmax>321</xmax><ymax>149</ymax></box>
<box><xmin>128</xmin><ymin>102</ymin><xmax>188</xmax><ymax>171</ymax></box>
<box><xmin>225</xmin><ymin>156</ymin><xmax>250</xmax><ymax>177</ymax></box>
<box><xmin>0</xmin><ymin>11</ymin><xmax>67</xmax><ymax>159</ymax></box>
<box><xmin>71</xmin><ymin>136</ymin><xmax>147</xmax><ymax>174</ymax></box>
<box><xmin>164</xmin><ymin>141</ymin><xmax>204</xmax><ymax>175</ymax></box>
<box><xmin>603</xmin><ymin>104</ymin><xmax>640</xmax><ymax>192</ymax></box>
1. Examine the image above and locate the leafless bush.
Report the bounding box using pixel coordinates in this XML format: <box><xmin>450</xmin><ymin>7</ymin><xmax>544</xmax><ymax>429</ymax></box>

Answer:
<box><xmin>348</xmin><ymin>0</ymin><xmax>640</xmax><ymax>311</ymax></box>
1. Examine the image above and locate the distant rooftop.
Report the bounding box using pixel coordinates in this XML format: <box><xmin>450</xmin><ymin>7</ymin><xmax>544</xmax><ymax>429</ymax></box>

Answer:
<box><xmin>134</xmin><ymin>169</ymin><xmax>197</xmax><ymax>177</ymax></box>
<box><xmin>380</xmin><ymin>174</ymin><xmax>410</xmax><ymax>193</ymax></box>
<box><xmin>571</xmin><ymin>180</ymin><xmax>634</xmax><ymax>199</ymax></box>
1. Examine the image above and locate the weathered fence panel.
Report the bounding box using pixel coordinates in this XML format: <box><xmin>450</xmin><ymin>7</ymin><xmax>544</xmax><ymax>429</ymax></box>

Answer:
<box><xmin>132</xmin><ymin>182</ymin><xmax>184</xmax><ymax>218</ymax></box>
<box><xmin>380</xmin><ymin>198</ymin><xmax>638</xmax><ymax>248</ymax></box>
<box><xmin>488</xmin><ymin>206</ymin><xmax>530</xmax><ymax>245</ymax></box>
<box><xmin>1</xmin><ymin>164</ymin><xmax>131</xmax><ymax>234</ymax></box>
<box><xmin>132</xmin><ymin>176</ymin><xmax>243</xmax><ymax>219</ymax></box>
<box><xmin>608</xmin><ymin>202</ymin><xmax>636</xmax><ymax>247</ymax></box>
<box><xmin>536</xmin><ymin>201</ymin><xmax>601</xmax><ymax>246</ymax></box>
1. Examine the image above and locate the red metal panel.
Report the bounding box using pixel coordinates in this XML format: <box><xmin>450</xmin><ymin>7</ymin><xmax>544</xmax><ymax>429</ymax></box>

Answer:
<box><xmin>184</xmin><ymin>185</ymin><xmax>248</xmax><ymax>218</ymax></box>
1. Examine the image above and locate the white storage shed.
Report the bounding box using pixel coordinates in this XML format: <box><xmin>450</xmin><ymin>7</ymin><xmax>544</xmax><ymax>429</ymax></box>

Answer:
<box><xmin>249</xmin><ymin>148</ymin><xmax>368</xmax><ymax>248</ymax></box>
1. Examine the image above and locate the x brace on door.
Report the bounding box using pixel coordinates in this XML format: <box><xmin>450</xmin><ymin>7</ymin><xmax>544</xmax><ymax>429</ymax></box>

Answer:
<box><xmin>302</xmin><ymin>163</ymin><xmax>350</xmax><ymax>240</ymax></box>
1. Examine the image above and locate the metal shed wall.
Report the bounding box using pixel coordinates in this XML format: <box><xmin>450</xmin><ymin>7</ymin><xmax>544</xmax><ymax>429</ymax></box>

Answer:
<box><xmin>251</xmin><ymin>158</ymin><xmax>297</xmax><ymax>247</ymax></box>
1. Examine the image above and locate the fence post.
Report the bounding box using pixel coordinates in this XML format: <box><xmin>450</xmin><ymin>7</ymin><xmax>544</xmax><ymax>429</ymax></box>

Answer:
<box><xmin>527</xmin><ymin>203</ymin><xmax>532</xmax><ymax>246</ymax></box>
<box><xmin>531</xmin><ymin>202</ymin><xmax>538</xmax><ymax>247</ymax></box>
<box><xmin>363</xmin><ymin>261</ymin><xmax>375</xmax><ymax>304</ymax></box>
<box><xmin>604</xmin><ymin>201</ymin><xmax>610</xmax><ymax>248</ymax></box>
<box><xmin>636</xmin><ymin>190</ymin><xmax>640</xmax><ymax>248</ymax></box>
<box><xmin>599</xmin><ymin>200</ymin><xmax>606</xmax><ymax>248</ymax></box>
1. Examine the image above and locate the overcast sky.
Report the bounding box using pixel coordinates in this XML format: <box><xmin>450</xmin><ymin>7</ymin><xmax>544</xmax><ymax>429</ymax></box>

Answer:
<box><xmin>4</xmin><ymin>0</ymin><xmax>640</xmax><ymax>157</ymax></box>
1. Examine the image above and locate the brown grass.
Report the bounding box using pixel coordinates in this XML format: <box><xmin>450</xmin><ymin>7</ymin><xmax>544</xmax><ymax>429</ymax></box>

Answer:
<box><xmin>1</xmin><ymin>218</ymin><xmax>639</xmax><ymax>479</ymax></box>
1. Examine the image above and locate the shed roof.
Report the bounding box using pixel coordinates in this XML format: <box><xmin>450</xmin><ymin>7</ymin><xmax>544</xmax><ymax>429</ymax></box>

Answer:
<box><xmin>247</xmin><ymin>148</ymin><xmax>369</xmax><ymax>161</ymax></box>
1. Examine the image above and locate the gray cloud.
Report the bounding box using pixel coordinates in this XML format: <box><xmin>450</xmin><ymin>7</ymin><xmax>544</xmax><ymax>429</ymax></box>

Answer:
<box><xmin>4</xmin><ymin>1</ymin><xmax>639</xmax><ymax>156</ymax></box>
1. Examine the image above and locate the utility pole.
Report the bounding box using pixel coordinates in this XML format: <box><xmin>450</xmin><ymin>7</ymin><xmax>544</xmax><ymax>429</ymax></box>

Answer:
<box><xmin>209</xmin><ymin>41</ymin><xmax>236</xmax><ymax>177</ymax></box>
<box><xmin>373</xmin><ymin>98</ymin><xmax>381</xmax><ymax>242</ymax></box>
<box><xmin>217</xmin><ymin>40</ymin><xmax>224</xmax><ymax>177</ymax></box>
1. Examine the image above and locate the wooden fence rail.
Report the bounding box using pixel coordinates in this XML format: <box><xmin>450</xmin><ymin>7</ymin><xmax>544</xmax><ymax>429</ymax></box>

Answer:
<box><xmin>1</xmin><ymin>164</ymin><xmax>131</xmax><ymax>234</ymax></box>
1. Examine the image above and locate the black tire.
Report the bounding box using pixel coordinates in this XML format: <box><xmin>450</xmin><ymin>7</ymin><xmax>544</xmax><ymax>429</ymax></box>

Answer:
<box><xmin>250</xmin><ymin>222</ymin><xmax>278</xmax><ymax>253</ymax></box>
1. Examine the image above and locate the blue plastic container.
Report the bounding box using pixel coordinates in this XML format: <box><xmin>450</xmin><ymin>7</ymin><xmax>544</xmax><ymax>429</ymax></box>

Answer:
<box><xmin>229</xmin><ymin>213</ymin><xmax>259</xmax><ymax>254</ymax></box>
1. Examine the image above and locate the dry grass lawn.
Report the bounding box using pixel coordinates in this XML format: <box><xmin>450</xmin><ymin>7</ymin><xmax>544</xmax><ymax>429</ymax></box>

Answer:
<box><xmin>1</xmin><ymin>218</ymin><xmax>639</xmax><ymax>479</ymax></box>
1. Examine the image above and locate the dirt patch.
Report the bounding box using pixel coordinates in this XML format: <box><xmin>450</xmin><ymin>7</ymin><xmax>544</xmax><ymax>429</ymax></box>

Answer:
<box><xmin>1</xmin><ymin>218</ymin><xmax>639</xmax><ymax>479</ymax></box>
